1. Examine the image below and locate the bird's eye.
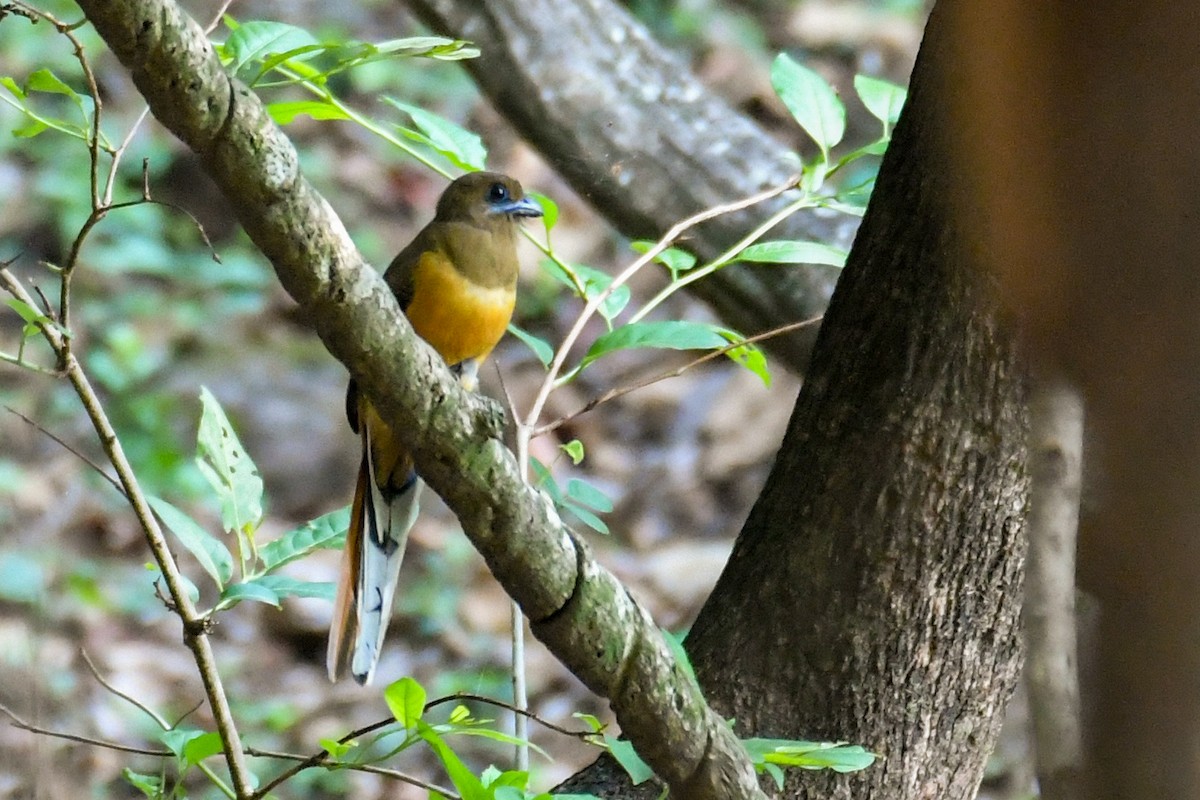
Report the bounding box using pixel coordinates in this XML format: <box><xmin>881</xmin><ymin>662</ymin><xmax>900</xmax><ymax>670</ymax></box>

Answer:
<box><xmin>487</xmin><ymin>182</ymin><xmax>509</xmax><ymax>203</ymax></box>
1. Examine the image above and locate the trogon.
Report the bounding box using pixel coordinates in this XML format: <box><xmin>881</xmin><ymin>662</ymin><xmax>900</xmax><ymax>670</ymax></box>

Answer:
<box><xmin>327</xmin><ymin>171</ymin><xmax>543</xmax><ymax>684</ymax></box>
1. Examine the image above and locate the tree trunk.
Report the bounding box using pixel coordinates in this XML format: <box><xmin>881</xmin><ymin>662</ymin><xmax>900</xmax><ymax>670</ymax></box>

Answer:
<box><xmin>950</xmin><ymin>4</ymin><xmax>1200</xmax><ymax>796</ymax></box>
<box><xmin>560</xmin><ymin>3</ymin><xmax>1029</xmax><ymax>796</ymax></box>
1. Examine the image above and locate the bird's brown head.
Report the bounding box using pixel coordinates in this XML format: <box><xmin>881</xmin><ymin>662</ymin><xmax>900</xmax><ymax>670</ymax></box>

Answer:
<box><xmin>434</xmin><ymin>172</ymin><xmax>543</xmax><ymax>229</ymax></box>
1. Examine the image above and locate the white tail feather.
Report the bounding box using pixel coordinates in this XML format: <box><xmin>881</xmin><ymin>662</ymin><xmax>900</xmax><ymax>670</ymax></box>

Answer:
<box><xmin>350</xmin><ymin>453</ymin><xmax>421</xmax><ymax>684</ymax></box>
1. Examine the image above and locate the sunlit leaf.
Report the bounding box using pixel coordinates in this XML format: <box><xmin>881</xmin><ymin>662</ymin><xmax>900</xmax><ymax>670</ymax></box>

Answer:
<box><xmin>508</xmin><ymin>323</ymin><xmax>554</xmax><ymax>367</ymax></box>
<box><xmin>267</xmin><ymin>99</ymin><xmax>350</xmax><ymax>124</ymax></box>
<box><xmin>605</xmin><ymin>736</ymin><xmax>655</xmax><ymax>785</ymax></box>
<box><xmin>530</xmin><ymin>192</ymin><xmax>558</xmax><ymax>232</ymax></box>
<box><xmin>26</xmin><ymin>68</ymin><xmax>78</xmax><ymax>99</ymax></box>
<box><xmin>182</xmin><ymin>731</ymin><xmax>225</xmax><ymax>764</ymax></box>
<box><xmin>742</xmin><ymin>738</ymin><xmax>877</xmax><ymax>773</ymax></box>
<box><xmin>560</xmin><ymin>439</ymin><xmax>585</xmax><ymax>465</ymax></box>
<box><xmin>223</xmin><ymin>20</ymin><xmax>321</xmax><ymax>76</ymax></box>
<box><xmin>122</xmin><ymin>768</ymin><xmax>162</xmax><ymax>798</ymax></box>
<box><xmin>735</xmin><ymin>240</ymin><xmax>847</xmax><ymax>268</ymax></box>
<box><xmin>854</xmin><ymin>74</ymin><xmax>907</xmax><ymax>134</ymax></box>
<box><xmin>771</xmin><ymin>53</ymin><xmax>845</xmax><ymax>157</ymax></box>
<box><xmin>385</xmin><ymin>98</ymin><xmax>487</xmax><ymax>172</ymax></box>
<box><xmin>195</xmin><ymin>386</ymin><xmax>264</xmax><ymax>541</ymax></box>
<box><xmin>419</xmin><ymin>722</ymin><xmax>490</xmax><ymax>800</ymax></box>
<box><xmin>385</xmin><ymin>676</ymin><xmax>427</xmax><ymax>729</ymax></box>
<box><xmin>580</xmin><ymin>320</ymin><xmax>727</xmax><ymax>368</ymax></box>
<box><xmin>631</xmin><ymin>241</ymin><xmax>698</xmax><ymax>276</ymax></box>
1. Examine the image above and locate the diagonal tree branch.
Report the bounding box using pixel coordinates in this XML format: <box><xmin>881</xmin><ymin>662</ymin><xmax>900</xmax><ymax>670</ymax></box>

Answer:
<box><xmin>71</xmin><ymin>1</ymin><xmax>765</xmax><ymax>796</ymax></box>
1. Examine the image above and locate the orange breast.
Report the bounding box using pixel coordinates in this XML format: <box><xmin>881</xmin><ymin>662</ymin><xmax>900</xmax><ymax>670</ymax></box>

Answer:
<box><xmin>404</xmin><ymin>250</ymin><xmax>516</xmax><ymax>367</ymax></box>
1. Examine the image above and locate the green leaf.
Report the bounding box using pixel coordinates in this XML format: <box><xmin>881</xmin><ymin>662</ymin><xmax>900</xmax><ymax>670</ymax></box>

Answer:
<box><xmin>563</xmin><ymin>502</ymin><xmax>609</xmax><ymax>535</ymax></box>
<box><xmin>530</xmin><ymin>192</ymin><xmax>558</xmax><ymax>232</ymax></box>
<box><xmin>742</xmin><ymin>738</ymin><xmax>877</xmax><ymax>773</ymax></box>
<box><xmin>219</xmin><ymin>579</ymin><xmax>281</xmax><ymax>607</ymax></box>
<box><xmin>4</xmin><ymin>298</ymin><xmax>50</xmax><ymax>325</ymax></box>
<box><xmin>854</xmin><ymin>74</ymin><xmax>907</xmax><ymax>134</ymax></box>
<box><xmin>259</xmin><ymin>506</ymin><xmax>349</xmax><ymax>572</ymax></box>
<box><xmin>763</xmin><ymin>762</ymin><xmax>786</xmax><ymax>789</ymax></box>
<box><xmin>529</xmin><ymin>457</ymin><xmax>563</xmax><ymax>504</ymax></box>
<box><xmin>385</xmin><ymin>676</ymin><xmax>427</xmax><ymax>729</ymax></box>
<box><xmin>771</xmin><ymin>53</ymin><xmax>845</xmax><ymax>157</ymax></box>
<box><xmin>183</xmin><ymin>731</ymin><xmax>225</xmax><ymax>764</ymax></box>
<box><xmin>12</xmin><ymin>118</ymin><xmax>48</xmax><ymax>138</ymax></box>
<box><xmin>223</xmin><ymin>20</ymin><xmax>322</xmax><ymax>76</ymax></box>
<box><xmin>252</xmin><ymin>574</ymin><xmax>335</xmax><ymax>601</ymax></box>
<box><xmin>560</xmin><ymin>439</ymin><xmax>585</xmax><ymax>465</ymax></box>
<box><xmin>508</xmin><ymin>323</ymin><xmax>554</xmax><ymax>367</ymax></box>
<box><xmin>604</xmin><ymin>736</ymin><xmax>655</xmax><ymax>785</ymax></box>
<box><xmin>320</xmin><ymin>737</ymin><xmax>356</xmax><ymax>758</ymax></box>
<box><xmin>385</xmin><ymin>98</ymin><xmax>487</xmax><ymax>172</ymax></box>
<box><xmin>735</xmin><ymin>240</ymin><xmax>847</xmax><ymax>268</ymax></box>
<box><xmin>372</xmin><ymin>35</ymin><xmax>479</xmax><ymax>61</ymax></box>
<box><xmin>2</xmin><ymin>76</ymin><xmax>27</xmax><ymax>100</ymax></box>
<box><xmin>580</xmin><ymin>320</ymin><xmax>727</xmax><ymax>368</ymax></box>
<box><xmin>148</xmin><ymin>495</ymin><xmax>234</xmax><ymax>588</ymax></box>
<box><xmin>195</xmin><ymin>386</ymin><xmax>264</xmax><ymax>542</ymax></box>
<box><xmin>26</xmin><ymin>68</ymin><xmax>78</xmax><ymax>99</ymax></box>
<box><xmin>631</xmin><ymin>241</ymin><xmax>697</xmax><ymax>276</ymax></box>
<box><xmin>267</xmin><ymin>99</ymin><xmax>350</xmax><ymax>124</ymax></box>
<box><xmin>435</xmin><ymin>723</ymin><xmax>549</xmax><ymax>758</ymax></box>
<box><xmin>661</xmin><ymin>629</ymin><xmax>697</xmax><ymax>685</ymax></box>
<box><xmin>571</xmin><ymin>712</ymin><xmax>606</xmax><ymax>735</ymax></box>
<box><xmin>540</xmin><ymin>260</ymin><xmax>630</xmax><ymax>322</ymax></box>
<box><xmin>566</xmin><ymin>479</ymin><xmax>612</xmax><ymax>512</ymax></box>
<box><xmin>161</xmin><ymin>728</ymin><xmax>224</xmax><ymax>768</ymax></box>
<box><xmin>122</xmin><ymin>768</ymin><xmax>163</xmax><ymax>798</ymax></box>
<box><xmin>419</xmin><ymin>722</ymin><xmax>490</xmax><ymax>800</ymax></box>
<box><xmin>717</xmin><ymin>331</ymin><xmax>771</xmax><ymax>387</ymax></box>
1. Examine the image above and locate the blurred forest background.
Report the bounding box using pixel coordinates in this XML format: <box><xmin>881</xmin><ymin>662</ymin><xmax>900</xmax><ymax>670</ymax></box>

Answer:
<box><xmin>0</xmin><ymin>0</ymin><xmax>1042</xmax><ymax>797</ymax></box>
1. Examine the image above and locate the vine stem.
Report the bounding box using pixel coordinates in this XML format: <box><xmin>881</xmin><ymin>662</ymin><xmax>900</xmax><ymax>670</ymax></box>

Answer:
<box><xmin>0</xmin><ymin>269</ymin><xmax>254</xmax><ymax>798</ymax></box>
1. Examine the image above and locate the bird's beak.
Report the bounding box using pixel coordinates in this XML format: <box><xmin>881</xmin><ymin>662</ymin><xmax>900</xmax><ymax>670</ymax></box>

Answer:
<box><xmin>493</xmin><ymin>196</ymin><xmax>544</xmax><ymax>218</ymax></box>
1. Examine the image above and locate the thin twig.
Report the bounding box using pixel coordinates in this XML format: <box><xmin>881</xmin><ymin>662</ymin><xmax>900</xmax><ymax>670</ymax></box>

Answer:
<box><xmin>0</xmin><ymin>698</ymin><xmax>457</xmax><ymax>798</ymax></box>
<box><xmin>81</xmin><ymin>650</ymin><xmax>171</xmax><ymax>730</ymax></box>
<box><xmin>245</xmin><ymin>747</ymin><xmax>461</xmax><ymax>798</ymax></box>
<box><xmin>424</xmin><ymin>691</ymin><xmax>600</xmax><ymax>740</ymax></box>
<box><xmin>0</xmin><ymin>268</ymin><xmax>254</xmax><ymax>798</ymax></box>
<box><xmin>4</xmin><ymin>406</ymin><xmax>124</xmax><ymax>493</ymax></box>
<box><xmin>0</xmin><ymin>701</ymin><xmax>172</xmax><ymax>757</ymax></box>
<box><xmin>533</xmin><ymin>315</ymin><xmax>824</xmax><ymax>438</ymax></box>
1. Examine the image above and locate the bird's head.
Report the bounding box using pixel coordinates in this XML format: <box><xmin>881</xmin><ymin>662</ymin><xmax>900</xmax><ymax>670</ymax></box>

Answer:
<box><xmin>435</xmin><ymin>171</ymin><xmax>543</xmax><ymax>227</ymax></box>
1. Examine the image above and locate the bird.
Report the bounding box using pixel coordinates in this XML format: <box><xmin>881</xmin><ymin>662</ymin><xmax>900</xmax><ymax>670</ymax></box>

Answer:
<box><xmin>327</xmin><ymin>171</ymin><xmax>543</xmax><ymax>685</ymax></box>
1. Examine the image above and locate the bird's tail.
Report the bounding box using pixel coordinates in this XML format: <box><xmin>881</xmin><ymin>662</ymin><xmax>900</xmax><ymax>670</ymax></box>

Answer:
<box><xmin>327</xmin><ymin>426</ymin><xmax>422</xmax><ymax>685</ymax></box>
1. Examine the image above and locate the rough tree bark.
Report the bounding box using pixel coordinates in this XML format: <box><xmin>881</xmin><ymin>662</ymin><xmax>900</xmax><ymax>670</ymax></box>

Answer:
<box><xmin>406</xmin><ymin>0</ymin><xmax>855</xmax><ymax>371</ymax></box>
<box><xmin>951</xmin><ymin>4</ymin><xmax>1200</xmax><ymax>797</ymax></box>
<box><xmin>559</xmin><ymin>3</ymin><xmax>1029</xmax><ymax>797</ymax></box>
